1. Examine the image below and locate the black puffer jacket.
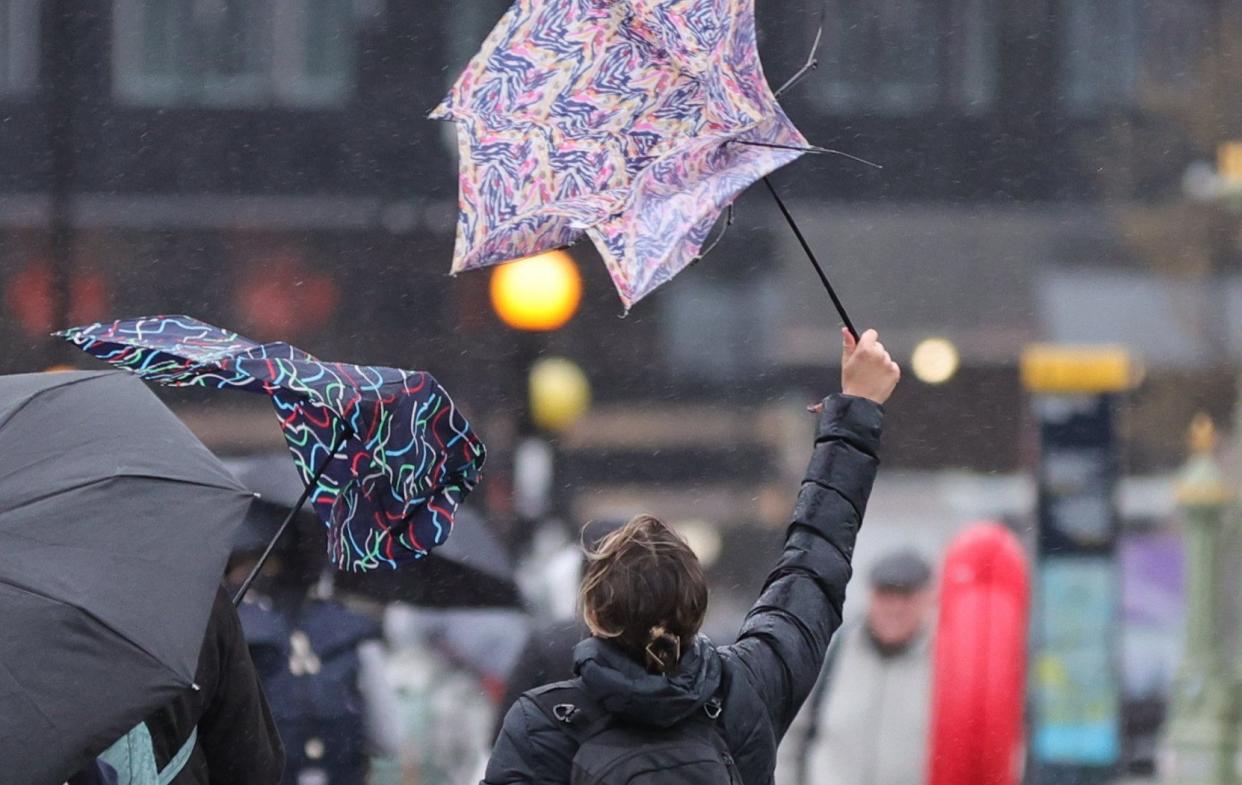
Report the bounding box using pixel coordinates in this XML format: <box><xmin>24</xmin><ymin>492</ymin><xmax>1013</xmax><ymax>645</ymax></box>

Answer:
<box><xmin>483</xmin><ymin>394</ymin><xmax>883</xmax><ymax>785</ymax></box>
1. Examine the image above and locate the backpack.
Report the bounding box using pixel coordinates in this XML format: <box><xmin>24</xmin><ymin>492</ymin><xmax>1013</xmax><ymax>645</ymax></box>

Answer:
<box><xmin>239</xmin><ymin>599</ymin><xmax>377</xmax><ymax>785</ymax></box>
<box><xmin>98</xmin><ymin>722</ymin><xmax>196</xmax><ymax>785</ymax></box>
<box><xmin>528</xmin><ymin>680</ymin><xmax>741</xmax><ymax>785</ymax></box>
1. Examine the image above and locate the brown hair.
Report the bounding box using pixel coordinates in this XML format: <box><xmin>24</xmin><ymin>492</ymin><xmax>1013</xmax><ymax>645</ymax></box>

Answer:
<box><xmin>579</xmin><ymin>514</ymin><xmax>708</xmax><ymax>675</ymax></box>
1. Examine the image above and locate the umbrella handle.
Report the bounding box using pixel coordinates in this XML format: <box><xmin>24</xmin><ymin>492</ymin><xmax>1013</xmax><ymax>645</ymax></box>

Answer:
<box><xmin>762</xmin><ymin>177</ymin><xmax>859</xmax><ymax>341</ymax></box>
<box><xmin>232</xmin><ymin>426</ymin><xmax>351</xmax><ymax>607</ymax></box>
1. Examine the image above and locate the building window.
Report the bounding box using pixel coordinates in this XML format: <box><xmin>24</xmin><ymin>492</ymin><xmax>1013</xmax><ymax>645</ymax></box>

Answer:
<box><xmin>113</xmin><ymin>0</ymin><xmax>356</xmax><ymax>107</ymax></box>
<box><xmin>1139</xmin><ymin>1</ymin><xmax>1210</xmax><ymax>91</ymax></box>
<box><xmin>1061</xmin><ymin>1</ymin><xmax>1141</xmax><ymax>112</ymax></box>
<box><xmin>0</xmin><ymin>0</ymin><xmax>39</xmax><ymax>96</ymax></box>
<box><xmin>815</xmin><ymin>0</ymin><xmax>997</xmax><ymax>115</ymax></box>
<box><xmin>1062</xmin><ymin>0</ymin><xmax>1211</xmax><ymax>113</ymax></box>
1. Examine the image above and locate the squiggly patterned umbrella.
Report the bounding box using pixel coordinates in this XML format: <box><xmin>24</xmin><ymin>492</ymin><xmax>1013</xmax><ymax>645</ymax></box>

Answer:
<box><xmin>432</xmin><ymin>0</ymin><xmax>810</xmax><ymax>310</ymax></box>
<box><xmin>60</xmin><ymin>316</ymin><xmax>486</xmax><ymax>573</ymax></box>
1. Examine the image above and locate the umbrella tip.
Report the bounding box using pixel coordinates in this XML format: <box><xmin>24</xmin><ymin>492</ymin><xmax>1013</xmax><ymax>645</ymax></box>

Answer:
<box><xmin>191</xmin><ymin>682</ymin><xmax>201</xmax><ymax>692</ymax></box>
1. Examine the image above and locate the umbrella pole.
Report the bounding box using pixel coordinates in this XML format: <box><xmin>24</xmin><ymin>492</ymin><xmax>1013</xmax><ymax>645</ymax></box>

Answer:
<box><xmin>762</xmin><ymin>177</ymin><xmax>859</xmax><ymax>341</ymax></box>
<box><xmin>232</xmin><ymin>431</ymin><xmax>347</xmax><ymax>607</ymax></box>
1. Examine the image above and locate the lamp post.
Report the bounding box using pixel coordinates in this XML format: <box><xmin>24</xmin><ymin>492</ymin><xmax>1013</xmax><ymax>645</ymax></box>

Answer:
<box><xmin>1161</xmin><ymin>414</ymin><xmax>1235</xmax><ymax>785</ymax></box>
<box><xmin>489</xmin><ymin>250</ymin><xmax>585</xmax><ymax>530</ymax></box>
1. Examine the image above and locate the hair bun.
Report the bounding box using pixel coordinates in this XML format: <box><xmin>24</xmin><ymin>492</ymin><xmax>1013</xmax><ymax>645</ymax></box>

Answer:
<box><xmin>644</xmin><ymin>625</ymin><xmax>682</xmax><ymax>675</ymax></box>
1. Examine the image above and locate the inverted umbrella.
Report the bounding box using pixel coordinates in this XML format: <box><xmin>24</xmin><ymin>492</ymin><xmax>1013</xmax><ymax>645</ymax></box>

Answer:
<box><xmin>59</xmin><ymin>315</ymin><xmax>487</xmax><ymax>577</ymax></box>
<box><xmin>230</xmin><ymin>454</ymin><xmax>520</xmax><ymax>607</ymax></box>
<box><xmin>433</xmin><ymin>0</ymin><xmax>862</xmax><ymax>333</ymax></box>
<box><xmin>0</xmin><ymin>370</ymin><xmax>254</xmax><ymax>785</ymax></box>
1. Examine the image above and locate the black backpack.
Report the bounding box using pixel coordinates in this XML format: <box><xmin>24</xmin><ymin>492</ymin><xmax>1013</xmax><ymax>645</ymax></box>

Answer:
<box><xmin>528</xmin><ymin>680</ymin><xmax>742</xmax><ymax>785</ymax></box>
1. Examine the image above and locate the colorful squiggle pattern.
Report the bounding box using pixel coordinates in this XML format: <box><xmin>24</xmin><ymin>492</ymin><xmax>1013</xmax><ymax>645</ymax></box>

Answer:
<box><xmin>60</xmin><ymin>316</ymin><xmax>487</xmax><ymax>573</ymax></box>
<box><xmin>431</xmin><ymin>0</ymin><xmax>808</xmax><ymax>310</ymax></box>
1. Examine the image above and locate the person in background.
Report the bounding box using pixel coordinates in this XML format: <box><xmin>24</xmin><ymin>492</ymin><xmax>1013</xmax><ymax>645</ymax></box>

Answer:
<box><xmin>779</xmin><ymin>548</ymin><xmax>937</xmax><ymax>785</ymax></box>
<box><xmin>227</xmin><ymin>548</ymin><xmax>401</xmax><ymax>785</ymax></box>
<box><xmin>371</xmin><ymin>604</ymin><xmax>498</xmax><ymax>785</ymax></box>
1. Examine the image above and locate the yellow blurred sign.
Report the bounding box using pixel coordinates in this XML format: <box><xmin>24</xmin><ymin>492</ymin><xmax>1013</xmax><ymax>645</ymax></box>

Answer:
<box><xmin>1219</xmin><ymin>142</ymin><xmax>1242</xmax><ymax>183</ymax></box>
<box><xmin>1021</xmin><ymin>345</ymin><xmax>1138</xmax><ymax>393</ymax></box>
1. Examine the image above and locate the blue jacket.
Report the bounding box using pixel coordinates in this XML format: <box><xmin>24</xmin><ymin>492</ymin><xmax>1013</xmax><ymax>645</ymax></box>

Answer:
<box><xmin>483</xmin><ymin>394</ymin><xmax>884</xmax><ymax>785</ymax></box>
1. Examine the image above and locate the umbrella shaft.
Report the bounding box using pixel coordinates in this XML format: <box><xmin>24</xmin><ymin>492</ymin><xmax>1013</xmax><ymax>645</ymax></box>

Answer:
<box><xmin>762</xmin><ymin>177</ymin><xmax>859</xmax><ymax>341</ymax></box>
<box><xmin>232</xmin><ymin>430</ymin><xmax>348</xmax><ymax>606</ymax></box>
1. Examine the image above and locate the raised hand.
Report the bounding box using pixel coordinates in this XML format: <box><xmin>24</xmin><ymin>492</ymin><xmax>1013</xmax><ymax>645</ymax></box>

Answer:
<box><xmin>840</xmin><ymin>327</ymin><xmax>900</xmax><ymax>405</ymax></box>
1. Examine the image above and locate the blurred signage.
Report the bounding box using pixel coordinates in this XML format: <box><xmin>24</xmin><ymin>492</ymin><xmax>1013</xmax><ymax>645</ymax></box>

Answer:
<box><xmin>1032</xmin><ymin>558</ymin><xmax>1121</xmax><ymax>765</ymax></box>
<box><xmin>1021</xmin><ymin>345</ymin><xmax>1136</xmax><ymax>394</ymax></box>
<box><xmin>1029</xmin><ymin>392</ymin><xmax>1122</xmax><ymax>783</ymax></box>
<box><xmin>1035</xmin><ymin>396</ymin><xmax>1117</xmax><ymax>553</ymax></box>
<box><xmin>1218</xmin><ymin>141</ymin><xmax>1242</xmax><ymax>184</ymax></box>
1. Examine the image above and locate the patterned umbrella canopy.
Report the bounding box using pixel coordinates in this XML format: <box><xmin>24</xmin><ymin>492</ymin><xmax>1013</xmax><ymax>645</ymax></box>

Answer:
<box><xmin>60</xmin><ymin>316</ymin><xmax>486</xmax><ymax>573</ymax></box>
<box><xmin>432</xmin><ymin>0</ymin><xmax>809</xmax><ymax>310</ymax></box>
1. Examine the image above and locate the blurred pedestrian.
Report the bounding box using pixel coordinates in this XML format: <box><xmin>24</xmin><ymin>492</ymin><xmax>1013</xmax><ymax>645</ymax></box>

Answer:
<box><xmin>482</xmin><ymin>327</ymin><xmax>900</xmax><ymax>785</ymax></box>
<box><xmin>227</xmin><ymin>550</ymin><xmax>401</xmax><ymax>785</ymax></box>
<box><xmin>778</xmin><ymin>549</ymin><xmax>936</xmax><ymax>785</ymax></box>
<box><xmin>372</xmin><ymin>605</ymin><xmax>497</xmax><ymax>785</ymax></box>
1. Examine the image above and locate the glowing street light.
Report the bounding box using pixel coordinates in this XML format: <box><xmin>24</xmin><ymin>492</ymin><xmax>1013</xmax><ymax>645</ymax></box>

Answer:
<box><xmin>528</xmin><ymin>356</ymin><xmax>591</xmax><ymax>432</ymax></box>
<box><xmin>911</xmin><ymin>337</ymin><xmax>960</xmax><ymax>385</ymax></box>
<box><xmin>490</xmin><ymin>250</ymin><xmax>582</xmax><ymax>331</ymax></box>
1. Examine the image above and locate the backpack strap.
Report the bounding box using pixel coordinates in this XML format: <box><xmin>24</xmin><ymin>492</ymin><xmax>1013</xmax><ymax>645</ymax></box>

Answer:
<box><xmin>526</xmin><ymin>680</ymin><xmax>612</xmax><ymax>746</ymax></box>
<box><xmin>526</xmin><ymin>679</ymin><xmax>731</xmax><ymax>746</ymax></box>
<box><xmin>157</xmin><ymin>727</ymin><xmax>197</xmax><ymax>785</ymax></box>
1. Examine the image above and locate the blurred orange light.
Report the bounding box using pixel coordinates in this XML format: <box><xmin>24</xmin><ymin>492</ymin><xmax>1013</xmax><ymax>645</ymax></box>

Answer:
<box><xmin>489</xmin><ymin>250</ymin><xmax>581</xmax><ymax>331</ymax></box>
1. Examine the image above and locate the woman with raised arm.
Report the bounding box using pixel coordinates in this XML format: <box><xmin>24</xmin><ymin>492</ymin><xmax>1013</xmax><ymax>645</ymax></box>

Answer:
<box><xmin>483</xmin><ymin>328</ymin><xmax>901</xmax><ymax>785</ymax></box>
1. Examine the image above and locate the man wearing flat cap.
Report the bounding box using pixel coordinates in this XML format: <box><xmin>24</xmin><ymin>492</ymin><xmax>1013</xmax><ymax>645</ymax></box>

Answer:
<box><xmin>778</xmin><ymin>548</ymin><xmax>937</xmax><ymax>785</ymax></box>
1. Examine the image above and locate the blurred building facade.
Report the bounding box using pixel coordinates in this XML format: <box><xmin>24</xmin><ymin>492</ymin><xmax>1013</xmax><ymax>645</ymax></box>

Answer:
<box><xmin>1</xmin><ymin>0</ymin><xmax>1239</xmax><ymax>525</ymax></box>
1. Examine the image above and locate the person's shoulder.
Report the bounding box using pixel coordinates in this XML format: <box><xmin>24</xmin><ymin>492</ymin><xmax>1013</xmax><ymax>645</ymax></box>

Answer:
<box><xmin>487</xmin><ymin>689</ymin><xmax>578</xmax><ymax>784</ymax></box>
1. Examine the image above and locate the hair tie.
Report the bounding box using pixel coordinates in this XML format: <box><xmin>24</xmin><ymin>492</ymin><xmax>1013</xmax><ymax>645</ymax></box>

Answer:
<box><xmin>644</xmin><ymin>625</ymin><xmax>681</xmax><ymax>675</ymax></box>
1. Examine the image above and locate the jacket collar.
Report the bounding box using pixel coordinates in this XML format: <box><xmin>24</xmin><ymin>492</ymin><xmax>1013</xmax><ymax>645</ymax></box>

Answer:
<box><xmin>573</xmin><ymin>635</ymin><xmax>722</xmax><ymax>728</ymax></box>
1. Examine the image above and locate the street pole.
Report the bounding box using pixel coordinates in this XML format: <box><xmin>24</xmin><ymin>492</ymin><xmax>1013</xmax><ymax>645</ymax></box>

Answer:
<box><xmin>1160</xmin><ymin>415</ymin><xmax>1234</xmax><ymax>785</ymax></box>
<box><xmin>47</xmin><ymin>0</ymin><xmax>76</xmax><ymax>363</ymax></box>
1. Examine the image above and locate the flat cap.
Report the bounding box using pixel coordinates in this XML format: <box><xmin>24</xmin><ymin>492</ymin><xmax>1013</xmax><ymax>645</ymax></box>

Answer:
<box><xmin>869</xmin><ymin>548</ymin><xmax>933</xmax><ymax>591</ymax></box>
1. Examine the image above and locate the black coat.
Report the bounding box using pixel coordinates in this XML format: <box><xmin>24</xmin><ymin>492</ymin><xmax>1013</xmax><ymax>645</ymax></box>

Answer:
<box><xmin>145</xmin><ymin>586</ymin><xmax>285</xmax><ymax>785</ymax></box>
<box><xmin>483</xmin><ymin>394</ymin><xmax>883</xmax><ymax>785</ymax></box>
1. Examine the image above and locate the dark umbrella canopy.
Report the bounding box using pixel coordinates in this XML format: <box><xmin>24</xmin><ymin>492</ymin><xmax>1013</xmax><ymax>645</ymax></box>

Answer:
<box><xmin>224</xmin><ymin>453</ymin><xmax>321</xmax><ymax>557</ymax></box>
<box><xmin>0</xmin><ymin>371</ymin><xmax>254</xmax><ymax>785</ymax></box>
<box><xmin>334</xmin><ymin>506</ymin><xmax>521</xmax><ymax>607</ymax></box>
<box><xmin>227</xmin><ymin>453</ymin><xmax>520</xmax><ymax>607</ymax></box>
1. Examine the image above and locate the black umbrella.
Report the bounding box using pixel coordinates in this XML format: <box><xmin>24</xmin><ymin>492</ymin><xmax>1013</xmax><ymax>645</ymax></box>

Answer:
<box><xmin>227</xmin><ymin>453</ymin><xmax>520</xmax><ymax>608</ymax></box>
<box><xmin>0</xmin><ymin>371</ymin><xmax>254</xmax><ymax>785</ymax></box>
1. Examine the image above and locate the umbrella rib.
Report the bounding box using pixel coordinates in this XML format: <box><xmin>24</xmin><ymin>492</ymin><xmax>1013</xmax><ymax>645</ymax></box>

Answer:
<box><xmin>0</xmin><ymin>371</ymin><xmax>113</xmax><ymax>433</ymax></box>
<box><xmin>773</xmin><ymin>18</ymin><xmax>824</xmax><ymax>99</ymax></box>
<box><xmin>0</xmin><ymin>576</ymin><xmax>196</xmax><ymax>689</ymax></box>
<box><xmin>731</xmin><ymin>140</ymin><xmax>882</xmax><ymax>169</ymax></box>
<box><xmin>689</xmin><ymin>204</ymin><xmax>735</xmax><ymax>265</ymax></box>
<box><xmin>0</xmin><ymin>473</ymin><xmax>251</xmax><ymax>520</ymax></box>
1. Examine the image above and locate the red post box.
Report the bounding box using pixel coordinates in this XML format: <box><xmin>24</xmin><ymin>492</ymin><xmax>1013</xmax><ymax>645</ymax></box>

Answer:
<box><xmin>928</xmin><ymin>522</ymin><xmax>1030</xmax><ymax>785</ymax></box>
